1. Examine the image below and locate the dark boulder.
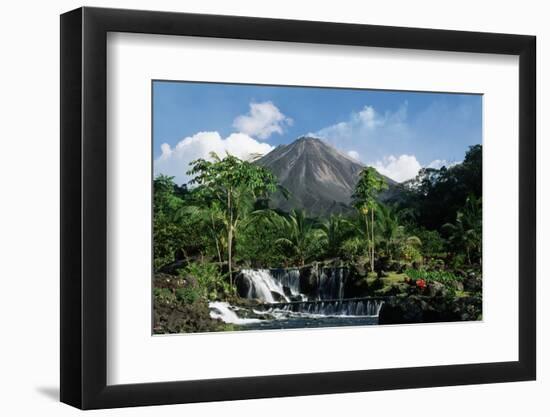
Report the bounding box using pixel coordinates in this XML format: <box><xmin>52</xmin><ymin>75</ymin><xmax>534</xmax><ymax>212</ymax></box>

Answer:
<box><xmin>235</xmin><ymin>273</ymin><xmax>252</xmax><ymax>298</ymax></box>
<box><xmin>427</xmin><ymin>281</ymin><xmax>448</xmax><ymax>297</ymax></box>
<box><xmin>378</xmin><ymin>296</ymin><xmax>425</xmax><ymax>324</ymax></box>
<box><xmin>379</xmin><ymin>295</ymin><xmax>482</xmax><ymax>325</ymax></box>
<box><xmin>298</xmin><ymin>264</ymin><xmax>320</xmax><ymax>297</ymax></box>
<box><xmin>463</xmin><ymin>273</ymin><xmax>482</xmax><ymax>293</ymax></box>
<box><xmin>270</xmin><ymin>291</ymin><xmax>286</xmax><ymax>302</ymax></box>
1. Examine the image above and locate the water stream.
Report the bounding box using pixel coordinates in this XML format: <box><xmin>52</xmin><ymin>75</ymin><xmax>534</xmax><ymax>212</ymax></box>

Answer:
<box><xmin>209</xmin><ymin>267</ymin><xmax>383</xmax><ymax>330</ymax></box>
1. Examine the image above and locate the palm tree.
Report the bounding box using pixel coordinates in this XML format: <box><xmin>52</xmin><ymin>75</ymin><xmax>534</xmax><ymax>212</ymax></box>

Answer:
<box><xmin>376</xmin><ymin>205</ymin><xmax>422</xmax><ymax>262</ymax></box>
<box><xmin>319</xmin><ymin>214</ymin><xmax>355</xmax><ymax>259</ymax></box>
<box><xmin>177</xmin><ymin>201</ymin><xmax>226</xmax><ymax>264</ymax></box>
<box><xmin>352</xmin><ymin>167</ymin><xmax>388</xmax><ymax>272</ymax></box>
<box><xmin>268</xmin><ymin>209</ymin><xmax>323</xmax><ymax>266</ymax></box>
<box><xmin>442</xmin><ymin>196</ymin><xmax>481</xmax><ymax>265</ymax></box>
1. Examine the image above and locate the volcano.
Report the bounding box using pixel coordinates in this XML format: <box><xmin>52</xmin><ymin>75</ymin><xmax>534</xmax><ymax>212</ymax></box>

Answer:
<box><xmin>256</xmin><ymin>136</ymin><xmax>400</xmax><ymax>216</ymax></box>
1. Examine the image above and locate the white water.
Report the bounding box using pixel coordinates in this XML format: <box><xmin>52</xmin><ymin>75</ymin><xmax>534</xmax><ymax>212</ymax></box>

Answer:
<box><xmin>271</xmin><ymin>269</ymin><xmax>304</xmax><ymax>300</ymax></box>
<box><xmin>268</xmin><ymin>299</ymin><xmax>384</xmax><ymax>317</ymax></box>
<box><xmin>219</xmin><ymin>268</ymin><xmax>385</xmax><ymax>326</ymax></box>
<box><xmin>209</xmin><ymin>301</ymin><xmax>261</xmax><ymax>324</ymax></box>
<box><xmin>241</xmin><ymin>269</ymin><xmax>291</xmax><ymax>303</ymax></box>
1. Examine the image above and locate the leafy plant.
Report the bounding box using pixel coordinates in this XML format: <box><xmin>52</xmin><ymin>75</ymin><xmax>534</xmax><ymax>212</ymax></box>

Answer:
<box><xmin>352</xmin><ymin>167</ymin><xmax>388</xmax><ymax>271</ymax></box>
<box><xmin>267</xmin><ymin>209</ymin><xmax>324</xmax><ymax>266</ymax></box>
<box><xmin>405</xmin><ymin>268</ymin><xmax>462</xmax><ymax>284</ymax></box>
<box><xmin>175</xmin><ymin>287</ymin><xmax>200</xmax><ymax>304</ymax></box>
<box><xmin>180</xmin><ymin>262</ymin><xmax>232</xmax><ymax>300</ymax></box>
<box><xmin>187</xmin><ymin>153</ymin><xmax>282</xmax><ymax>284</ymax></box>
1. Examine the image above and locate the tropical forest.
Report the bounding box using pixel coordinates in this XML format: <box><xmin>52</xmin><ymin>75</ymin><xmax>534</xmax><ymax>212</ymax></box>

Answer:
<box><xmin>153</xmin><ymin>137</ymin><xmax>482</xmax><ymax>333</ymax></box>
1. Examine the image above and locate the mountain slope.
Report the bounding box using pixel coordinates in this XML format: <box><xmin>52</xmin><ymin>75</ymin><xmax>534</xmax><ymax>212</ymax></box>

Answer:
<box><xmin>256</xmin><ymin>136</ymin><xmax>400</xmax><ymax>216</ymax></box>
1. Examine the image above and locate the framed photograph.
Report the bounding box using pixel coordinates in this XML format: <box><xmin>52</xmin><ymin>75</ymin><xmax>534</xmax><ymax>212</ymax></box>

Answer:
<box><xmin>60</xmin><ymin>6</ymin><xmax>536</xmax><ymax>409</ymax></box>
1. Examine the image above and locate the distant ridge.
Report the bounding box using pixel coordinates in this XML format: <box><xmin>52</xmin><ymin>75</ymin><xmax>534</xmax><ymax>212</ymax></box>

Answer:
<box><xmin>256</xmin><ymin>136</ymin><xmax>400</xmax><ymax>216</ymax></box>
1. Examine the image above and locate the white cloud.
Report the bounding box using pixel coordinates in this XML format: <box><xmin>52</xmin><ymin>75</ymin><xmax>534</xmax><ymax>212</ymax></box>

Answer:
<box><xmin>155</xmin><ymin>131</ymin><xmax>274</xmax><ymax>185</ymax></box>
<box><xmin>426</xmin><ymin>159</ymin><xmax>459</xmax><ymax>169</ymax></box>
<box><xmin>314</xmin><ymin>103</ymin><xmax>410</xmax><ymax>162</ymax></box>
<box><xmin>347</xmin><ymin>150</ymin><xmax>361</xmax><ymax>161</ymax></box>
<box><xmin>371</xmin><ymin>154</ymin><xmax>422</xmax><ymax>182</ymax></box>
<box><xmin>233</xmin><ymin>101</ymin><xmax>292</xmax><ymax>140</ymax></box>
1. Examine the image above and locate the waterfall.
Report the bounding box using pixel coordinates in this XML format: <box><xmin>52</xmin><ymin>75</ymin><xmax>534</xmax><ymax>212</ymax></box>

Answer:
<box><xmin>234</xmin><ymin>267</ymin><xmax>384</xmax><ymax>322</ymax></box>
<box><xmin>239</xmin><ymin>267</ymin><xmax>350</xmax><ymax>303</ymax></box>
<box><xmin>271</xmin><ymin>268</ymin><xmax>302</xmax><ymax>299</ymax></box>
<box><xmin>240</xmin><ymin>269</ymin><xmax>290</xmax><ymax>303</ymax></box>
<box><xmin>269</xmin><ymin>299</ymin><xmax>384</xmax><ymax>317</ymax></box>
<box><xmin>209</xmin><ymin>301</ymin><xmax>261</xmax><ymax>324</ymax></box>
<box><xmin>318</xmin><ymin>267</ymin><xmax>346</xmax><ymax>300</ymax></box>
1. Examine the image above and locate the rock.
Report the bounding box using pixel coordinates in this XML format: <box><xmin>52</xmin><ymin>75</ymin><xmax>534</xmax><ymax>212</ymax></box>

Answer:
<box><xmin>463</xmin><ymin>273</ymin><xmax>482</xmax><ymax>292</ymax></box>
<box><xmin>378</xmin><ymin>295</ymin><xmax>482</xmax><ymax>325</ymax></box>
<box><xmin>234</xmin><ymin>273</ymin><xmax>251</xmax><ymax>298</ymax></box>
<box><xmin>270</xmin><ymin>291</ymin><xmax>286</xmax><ymax>302</ymax></box>
<box><xmin>153</xmin><ymin>272</ymin><xmax>223</xmax><ymax>334</ymax></box>
<box><xmin>375</xmin><ymin>256</ymin><xmax>391</xmax><ymax>275</ymax></box>
<box><xmin>298</xmin><ymin>264</ymin><xmax>320</xmax><ymax>296</ymax></box>
<box><xmin>378</xmin><ymin>296</ymin><xmax>424</xmax><ymax>324</ymax></box>
<box><xmin>158</xmin><ymin>259</ymin><xmax>188</xmax><ymax>275</ymax></box>
<box><xmin>453</xmin><ymin>281</ymin><xmax>464</xmax><ymax>292</ymax></box>
<box><xmin>282</xmin><ymin>286</ymin><xmax>292</xmax><ymax>297</ymax></box>
<box><xmin>427</xmin><ymin>281</ymin><xmax>448</xmax><ymax>297</ymax></box>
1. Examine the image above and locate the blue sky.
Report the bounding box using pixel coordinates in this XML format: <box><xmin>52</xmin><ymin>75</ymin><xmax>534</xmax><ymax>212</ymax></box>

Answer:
<box><xmin>153</xmin><ymin>80</ymin><xmax>482</xmax><ymax>185</ymax></box>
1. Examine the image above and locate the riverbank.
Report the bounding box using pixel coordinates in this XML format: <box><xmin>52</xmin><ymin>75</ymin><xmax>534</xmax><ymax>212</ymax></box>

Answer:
<box><xmin>153</xmin><ymin>265</ymin><xmax>482</xmax><ymax>334</ymax></box>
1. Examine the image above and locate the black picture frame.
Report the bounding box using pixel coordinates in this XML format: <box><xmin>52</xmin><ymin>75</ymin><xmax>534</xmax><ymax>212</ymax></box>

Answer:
<box><xmin>60</xmin><ymin>6</ymin><xmax>536</xmax><ymax>410</ymax></box>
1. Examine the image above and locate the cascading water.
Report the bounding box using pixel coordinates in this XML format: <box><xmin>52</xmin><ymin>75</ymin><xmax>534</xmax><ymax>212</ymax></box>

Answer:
<box><xmin>209</xmin><ymin>301</ymin><xmax>261</xmax><ymax>324</ymax></box>
<box><xmin>268</xmin><ymin>299</ymin><xmax>384</xmax><ymax>317</ymax></box>
<box><xmin>240</xmin><ymin>269</ymin><xmax>290</xmax><ymax>303</ymax></box>
<box><xmin>271</xmin><ymin>268</ymin><xmax>303</xmax><ymax>300</ymax></box>
<box><xmin>211</xmin><ymin>267</ymin><xmax>385</xmax><ymax>328</ymax></box>
<box><xmin>318</xmin><ymin>267</ymin><xmax>346</xmax><ymax>300</ymax></box>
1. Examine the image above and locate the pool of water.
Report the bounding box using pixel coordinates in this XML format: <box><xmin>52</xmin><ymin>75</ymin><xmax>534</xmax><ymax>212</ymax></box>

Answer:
<box><xmin>235</xmin><ymin>315</ymin><xmax>379</xmax><ymax>331</ymax></box>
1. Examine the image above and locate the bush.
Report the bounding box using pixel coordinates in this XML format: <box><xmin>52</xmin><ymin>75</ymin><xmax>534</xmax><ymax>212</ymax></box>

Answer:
<box><xmin>179</xmin><ymin>262</ymin><xmax>232</xmax><ymax>300</ymax></box>
<box><xmin>154</xmin><ymin>287</ymin><xmax>176</xmax><ymax>305</ymax></box>
<box><xmin>175</xmin><ymin>287</ymin><xmax>200</xmax><ymax>304</ymax></box>
<box><xmin>405</xmin><ymin>268</ymin><xmax>463</xmax><ymax>285</ymax></box>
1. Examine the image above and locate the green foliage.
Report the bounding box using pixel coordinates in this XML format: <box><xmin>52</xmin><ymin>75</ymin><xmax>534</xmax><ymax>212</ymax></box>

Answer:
<box><xmin>180</xmin><ymin>262</ymin><xmax>232</xmax><ymax>300</ymax></box>
<box><xmin>175</xmin><ymin>286</ymin><xmax>200</xmax><ymax>304</ymax></box>
<box><xmin>411</xmin><ymin>228</ymin><xmax>446</xmax><ymax>258</ymax></box>
<box><xmin>319</xmin><ymin>215</ymin><xmax>356</xmax><ymax>259</ymax></box>
<box><xmin>405</xmin><ymin>268</ymin><xmax>463</xmax><ymax>284</ymax></box>
<box><xmin>352</xmin><ymin>166</ymin><xmax>388</xmax><ymax>210</ymax></box>
<box><xmin>152</xmin><ymin>146</ymin><xmax>482</xmax><ymax>301</ymax></box>
<box><xmin>267</xmin><ymin>209</ymin><xmax>325</xmax><ymax>266</ymax></box>
<box><xmin>187</xmin><ymin>152</ymin><xmax>281</xmax><ymax>284</ymax></box>
<box><xmin>235</xmin><ymin>210</ymin><xmax>287</xmax><ymax>267</ymax></box>
<box><xmin>442</xmin><ymin>194</ymin><xmax>482</xmax><ymax>266</ymax></box>
<box><xmin>399</xmin><ymin>145</ymin><xmax>482</xmax><ymax>230</ymax></box>
<box><xmin>153</xmin><ymin>175</ymin><xmax>186</xmax><ymax>270</ymax></box>
<box><xmin>153</xmin><ymin>287</ymin><xmax>177</xmax><ymax>304</ymax></box>
<box><xmin>352</xmin><ymin>166</ymin><xmax>388</xmax><ymax>271</ymax></box>
<box><xmin>375</xmin><ymin>204</ymin><xmax>422</xmax><ymax>262</ymax></box>
<box><xmin>340</xmin><ymin>236</ymin><xmax>368</xmax><ymax>261</ymax></box>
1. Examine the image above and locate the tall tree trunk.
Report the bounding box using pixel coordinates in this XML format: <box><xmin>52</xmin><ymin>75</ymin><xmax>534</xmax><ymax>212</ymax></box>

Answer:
<box><xmin>371</xmin><ymin>209</ymin><xmax>375</xmax><ymax>273</ymax></box>
<box><xmin>364</xmin><ymin>214</ymin><xmax>370</xmax><ymax>271</ymax></box>
<box><xmin>227</xmin><ymin>190</ymin><xmax>233</xmax><ymax>286</ymax></box>
<box><xmin>210</xmin><ymin>213</ymin><xmax>222</xmax><ymax>264</ymax></box>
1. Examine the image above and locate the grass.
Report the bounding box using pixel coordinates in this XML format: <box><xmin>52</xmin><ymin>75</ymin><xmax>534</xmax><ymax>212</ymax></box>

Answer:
<box><xmin>366</xmin><ymin>272</ymin><xmax>406</xmax><ymax>285</ymax></box>
<box><xmin>366</xmin><ymin>272</ymin><xmax>406</xmax><ymax>293</ymax></box>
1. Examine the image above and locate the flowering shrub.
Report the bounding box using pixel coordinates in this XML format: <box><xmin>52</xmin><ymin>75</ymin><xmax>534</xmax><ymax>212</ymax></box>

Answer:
<box><xmin>415</xmin><ymin>279</ymin><xmax>427</xmax><ymax>289</ymax></box>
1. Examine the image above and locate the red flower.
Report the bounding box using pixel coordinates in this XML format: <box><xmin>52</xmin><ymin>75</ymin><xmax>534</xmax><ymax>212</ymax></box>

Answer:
<box><xmin>416</xmin><ymin>279</ymin><xmax>426</xmax><ymax>289</ymax></box>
